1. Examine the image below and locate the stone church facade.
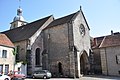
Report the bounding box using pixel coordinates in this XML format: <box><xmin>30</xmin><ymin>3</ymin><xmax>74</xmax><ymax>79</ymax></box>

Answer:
<box><xmin>2</xmin><ymin>7</ymin><xmax>91</xmax><ymax>78</ymax></box>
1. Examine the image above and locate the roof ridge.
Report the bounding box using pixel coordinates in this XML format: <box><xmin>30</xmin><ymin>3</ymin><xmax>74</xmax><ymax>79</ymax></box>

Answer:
<box><xmin>54</xmin><ymin>11</ymin><xmax>78</xmax><ymax>22</ymax></box>
<box><xmin>27</xmin><ymin>15</ymin><xmax>53</xmax><ymax>25</ymax></box>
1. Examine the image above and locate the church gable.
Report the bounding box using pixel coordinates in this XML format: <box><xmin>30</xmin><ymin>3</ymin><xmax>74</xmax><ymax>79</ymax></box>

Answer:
<box><xmin>72</xmin><ymin>9</ymin><xmax>90</xmax><ymax>52</ymax></box>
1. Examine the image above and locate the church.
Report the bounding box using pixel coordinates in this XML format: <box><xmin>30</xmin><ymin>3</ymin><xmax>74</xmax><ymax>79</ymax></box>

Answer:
<box><xmin>2</xmin><ymin>6</ymin><xmax>91</xmax><ymax>78</ymax></box>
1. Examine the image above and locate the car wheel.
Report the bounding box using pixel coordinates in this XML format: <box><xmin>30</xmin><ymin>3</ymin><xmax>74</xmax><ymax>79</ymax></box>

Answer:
<box><xmin>32</xmin><ymin>75</ymin><xmax>35</xmax><ymax>79</ymax></box>
<box><xmin>43</xmin><ymin>75</ymin><xmax>47</xmax><ymax>79</ymax></box>
<box><xmin>4</xmin><ymin>78</ymin><xmax>9</xmax><ymax>80</ymax></box>
<box><xmin>21</xmin><ymin>78</ymin><xmax>25</xmax><ymax>80</ymax></box>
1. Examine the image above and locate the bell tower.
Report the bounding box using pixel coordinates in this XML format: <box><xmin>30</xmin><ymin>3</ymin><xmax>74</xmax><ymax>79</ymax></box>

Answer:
<box><xmin>10</xmin><ymin>0</ymin><xmax>27</xmax><ymax>29</ymax></box>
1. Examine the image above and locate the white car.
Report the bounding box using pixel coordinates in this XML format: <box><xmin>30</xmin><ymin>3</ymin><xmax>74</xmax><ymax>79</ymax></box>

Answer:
<box><xmin>0</xmin><ymin>74</ymin><xmax>11</xmax><ymax>80</ymax></box>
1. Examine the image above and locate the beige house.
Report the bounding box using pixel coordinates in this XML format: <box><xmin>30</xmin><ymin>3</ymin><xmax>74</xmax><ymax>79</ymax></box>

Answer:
<box><xmin>0</xmin><ymin>33</ymin><xmax>14</xmax><ymax>75</ymax></box>
<box><xmin>92</xmin><ymin>31</ymin><xmax>120</xmax><ymax>76</ymax></box>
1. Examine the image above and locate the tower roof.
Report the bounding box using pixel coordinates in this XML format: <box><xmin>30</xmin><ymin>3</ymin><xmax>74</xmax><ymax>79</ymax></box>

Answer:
<box><xmin>13</xmin><ymin>7</ymin><xmax>25</xmax><ymax>22</ymax></box>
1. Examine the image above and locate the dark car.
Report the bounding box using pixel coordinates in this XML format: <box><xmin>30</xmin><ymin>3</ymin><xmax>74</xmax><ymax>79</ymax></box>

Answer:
<box><xmin>32</xmin><ymin>70</ymin><xmax>52</xmax><ymax>79</ymax></box>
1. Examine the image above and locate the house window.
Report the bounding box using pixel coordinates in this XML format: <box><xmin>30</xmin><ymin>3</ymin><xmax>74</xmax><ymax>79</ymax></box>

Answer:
<box><xmin>0</xmin><ymin>65</ymin><xmax>3</xmax><ymax>74</ymax></box>
<box><xmin>2</xmin><ymin>50</ymin><xmax>7</xmax><ymax>58</ymax></box>
<box><xmin>5</xmin><ymin>65</ymin><xmax>9</xmax><ymax>75</ymax></box>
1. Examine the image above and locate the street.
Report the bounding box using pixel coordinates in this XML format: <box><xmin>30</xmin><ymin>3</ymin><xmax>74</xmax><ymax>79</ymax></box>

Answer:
<box><xmin>25</xmin><ymin>75</ymin><xmax>120</xmax><ymax>80</ymax></box>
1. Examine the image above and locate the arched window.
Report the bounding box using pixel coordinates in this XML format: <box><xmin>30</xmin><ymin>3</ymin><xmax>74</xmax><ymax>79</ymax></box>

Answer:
<box><xmin>35</xmin><ymin>48</ymin><xmax>40</xmax><ymax>66</ymax></box>
<box><xmin>58</xmin><ymin>62</ymin><xmax>63</xmax><ymax>75</ymax></box>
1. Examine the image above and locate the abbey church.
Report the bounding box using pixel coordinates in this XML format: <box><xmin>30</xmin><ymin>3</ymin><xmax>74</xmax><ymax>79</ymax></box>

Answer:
<box><xmin>2</xmin><ymin>6</ymin><xmax>91</xmax><ymax>78</ymax></box>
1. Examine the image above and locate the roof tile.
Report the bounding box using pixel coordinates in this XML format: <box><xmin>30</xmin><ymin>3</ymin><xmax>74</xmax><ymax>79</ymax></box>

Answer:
<box><xmin>0</xmin><ymin>33</ymin><xmax>14</xmax><ymax>47</ymax></box>
<box><xmin>100</xmin><ymin>33</ymin><xmax>120</xmax><ymax>48</ymax></box>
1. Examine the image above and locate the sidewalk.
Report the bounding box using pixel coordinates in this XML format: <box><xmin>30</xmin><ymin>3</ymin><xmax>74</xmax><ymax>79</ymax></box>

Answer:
<box><xmin>25</xmin><ymin>75</ymin><xmax>120</xmax><ymax>80</ymax></box>
<box><xmin>81</xmin><ymin>75</ymin><xmax>120</xmax><ymax>80</ymax></box>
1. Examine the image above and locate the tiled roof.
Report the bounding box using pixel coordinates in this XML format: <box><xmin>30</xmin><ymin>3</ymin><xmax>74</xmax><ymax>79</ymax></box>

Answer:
<box><xmin>2</xmin><ymin>15</ymin><xmax>52</xmax><ymax>42</ymax></box>
<box><xmin>100</xmin><ymin>33</ymin><xmax>120</xmax><ymax>48</ymax></box>
<box><xmin>92</xmin><ymin>36</ymin><xmax>104</xmax><ymax>48</ymax></box>
<box><xmin>92</xmin><ymin>32</ymin><xmax>120</xmax><ymax>48</ymax></box>
<box><xmin>0</xmin><ymin>33</ymin><xmax>14</xmax><ymax>47</ymax></box>
<box><xmin>45</xmin><ymin>11</ymin><xmax>79</xmax><ymax>29</ymax></box>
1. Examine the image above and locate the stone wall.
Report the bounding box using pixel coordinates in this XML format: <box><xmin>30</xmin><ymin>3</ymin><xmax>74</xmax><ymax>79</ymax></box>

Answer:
<box><xmin>44</xmin><ymin>23</ymin><xmax>72</xmax><ymax>77</ymax></box>
<box><xmin>93</xmin><ymin>48</ymin><xmax>102</xmax><ymax>74</ymax></box>
<box><xmin>14</xmin><ymin>40</ymin><xmax>28</xmax><ymax>61</ymax></box>
<box><xmin>101</xmin><ymin>46</ymin><xmax>120</xmax><ymax>76</ymax></box>
<box><xmin>31</xmin><ymin>33</ymin><xmax>44</xmax><ymax>71</ymax></box>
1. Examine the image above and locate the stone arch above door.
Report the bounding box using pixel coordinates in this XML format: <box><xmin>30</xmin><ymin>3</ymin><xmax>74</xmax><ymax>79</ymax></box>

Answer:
<box><xmin>80</xmin><ymin>50</ymin><xmax>89</xmax><ymax>75</ymax></box>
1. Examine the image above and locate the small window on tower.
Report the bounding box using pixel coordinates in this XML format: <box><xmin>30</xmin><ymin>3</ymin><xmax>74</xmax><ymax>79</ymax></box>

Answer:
<box><xmin>21</xmin><ymin>23</ymin><xmax>24</xmax><ymax>26</ymax></box>
<box><xmin>13</xmin><ymin>24</ymin><xmax>16</xmax><ymax>28</ymax></box>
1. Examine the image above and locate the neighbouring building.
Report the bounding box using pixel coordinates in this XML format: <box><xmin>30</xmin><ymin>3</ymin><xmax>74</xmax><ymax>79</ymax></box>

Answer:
<box><xmin>2</xmin><ymin>7</ymin><xmax>91</xmax><ymax>78</ymax></box>
<box><xmin>0</xmin><ymin>33</ymin><xmax>14</xmax><ymax>75</ymax></box>
<box><xmin>92</xmin><ymin>31</ymin><xmax>120</xmax><ymax>76</ymax></box>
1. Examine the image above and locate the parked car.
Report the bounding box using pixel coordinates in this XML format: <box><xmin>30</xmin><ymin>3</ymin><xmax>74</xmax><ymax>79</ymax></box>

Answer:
<box><xmin>32</xmin><ymin>70</ymin><xmax>52</xmax><ymax>79</ymax></box>
<box><xmin>0</xmin><ymin>74</ymin><xmax>11</xmax><ymax>80</ymax></box>
<box><xmin>8</xmin><ymin>71</ymin><xmax>25</xmax><ymax>80</ymax></box>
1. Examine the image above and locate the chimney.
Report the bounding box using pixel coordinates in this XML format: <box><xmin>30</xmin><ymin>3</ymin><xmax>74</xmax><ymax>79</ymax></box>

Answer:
<box><xmin>111</xmin><ymin>30</ymin><xmax>114</xmax><ymax>35</ymax></box>
<box><xmin>93</xmin><ymin>38</ymin><xmax>97</xmax><ymax>46</ymax></box>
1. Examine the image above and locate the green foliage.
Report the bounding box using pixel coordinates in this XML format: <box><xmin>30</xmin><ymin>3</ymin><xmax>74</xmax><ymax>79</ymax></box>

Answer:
<box><xmin>12</xmin><ymin>47</ymin><xmax>17</xmax><ymax>56</ymax></box>
<box><xmin>22</xmin><ymin>60</ymin><xmax>27</xmax><ymax>65</ymax></box>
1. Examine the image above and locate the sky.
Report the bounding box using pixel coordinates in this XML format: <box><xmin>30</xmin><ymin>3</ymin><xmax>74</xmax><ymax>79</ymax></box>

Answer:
<box><xmin>0</xmin><ymin>0</ymin><xmax>120</xmax><ymax>37</ymax></box>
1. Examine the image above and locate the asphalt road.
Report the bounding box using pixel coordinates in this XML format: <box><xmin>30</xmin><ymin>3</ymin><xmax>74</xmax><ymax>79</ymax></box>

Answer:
<box><xmin>25</xmin><ymin>75</ymin><xmax>120</xmax><ymax>80</ymax></box>
<box><xmin>25</xmin><ymin>78</ymin><xmax>78</xmax><ymax>80</ymax></box>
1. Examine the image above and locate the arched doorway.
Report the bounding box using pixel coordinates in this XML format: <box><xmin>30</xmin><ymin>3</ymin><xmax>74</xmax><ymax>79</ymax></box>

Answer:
<box><xmin>58</xmin><ymin>62</ymin><xmax>63</xmax><ymax>75</ymax></box>
<box><xmin>35</xmin><ymin>48</ymin><xmax>40</xmax><ymax>66</ymax></box>
<box><xmin>80</xmin><ymin>51</ymin><xmax>89</xmax><ymax>75</ymax></box>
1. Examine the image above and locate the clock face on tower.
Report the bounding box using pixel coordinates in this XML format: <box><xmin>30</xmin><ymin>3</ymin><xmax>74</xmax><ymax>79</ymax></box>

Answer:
<box><xmin>79</xmin><ymin>24</ymin><xmax>85</xmax><ymax>36</ymax></box>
